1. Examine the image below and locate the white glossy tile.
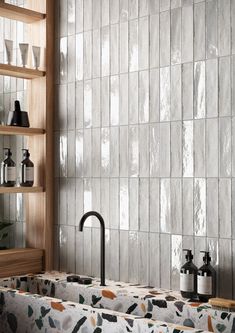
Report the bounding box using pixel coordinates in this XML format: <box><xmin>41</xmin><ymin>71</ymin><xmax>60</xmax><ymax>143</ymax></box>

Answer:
<box><xmin>120</xmin><ymin>178</ymin><xmax>129</xmax><ymax>230</ymax></box>
<box><xmin>120</xmin><ymin>0</ymin><xmax>129</xmax><ymax>21</ymax></box>
<box><xmin>76</xmin><ymin>130</ymin><xmax>83</xmax><ymax>177</ymax></box>
<box><xmin>67</xmin><ymin>179</ymin><xmax>76</xmax><ymax>226</ymax></box>
<box><xmin>101</xmin><ymin>77</ymin><xmax>110</xmax><ymax>127</ymax></box>
<box><xmin>160</xmin><ymin>178</ymin><xmax>171</xmax><ymax>233</ymax></box>
<box><xmin>149</xmin><ymin>233</ymin><xmax>160</xmax><ymax>287</ymax></box>
<box><xmin>76</xmin><ymin>33</ymin><xmax>83</xmax><ymax>81</ymax></box>
<box><xmin>75</xmin><ymin>179</ymin><xmax>84</xmax><ymax>226</ymax></box>
<box><xmin>128</xmin><ymin>231</ymin><xmax>139</xmax><ymax>283</ymax></box>
<box><xmin>150</xmin><ymin>124</ymin><xmax>160</xmax><ymax>177</ymax></box>
<box><xmin>59</xmin><ymin>178</ymin><xmax>67</xmax><ymax>225</ymax></box>
<box><xmin>100</xmin><ymin>178</ymin><xmax>110</xmax><ymax>229</ymax></box>
<box><xmin>160</xmin><ymin>122</ymin><xmax>170</xmax><ymax>177</ymax></box>
<box><xmin>120</xmin><ymin>22</ymin><xmax>128</xmax><ymax>74</ymax></box>
<box><xmin>171</xmin><ymin>235</ymin><xmax>182</xmax><ymax>290</ymax></box>
<box><xmin>160</xmin><ymin>11</ymin><xmax>170</xmax><ymax>66</ymax></box>
<box><xmin>232</xmin><ymin>0</ymin><xmax>235</xmax><ymax>54</ymax></box>
<box><xmin>219</xmin><ymin>117</ymin><xmax>232</xmax><ymax>177</ymax></box>
<box><xmin>83</xmin><ymin>227</ymin><xmax>92</xmax><ymax>276</ymax></box>
<box><xmin>129</xmin><ymin>178</ymin><xmax>139</xmax><ymax>230</ymax></box>
<box><xmin>110</xmin><ymin>126</ymin><xmax>119</xmax><ymax>177</ymax></box>
<box><xmin>207</xmin><ymin>179</ymin><xmax>219</xmax><ymax>237</ymax></box>
<box><xmin>232</xmin><ymin>56</ymin><xmax>235</xmax><ymax>115</ymax></box>
<box><xmin>67</xmin><ymin>130</ymin><xmax>76</xmax><ymax>177</ymax></box>
<box><xmin>120</xmin><ymin>74</ymin><xmax>129</xmax><ymax>125</ymax></box>
<box><xmin>194</xmin><ymin>2</ymin><xmax>205</xmax><ymax>61</ymax></box>
<box><xmin>83</xmin><ymin>31</ymin><xmax>92</xmax><ymax>80</ymax></box>
<box><xmin>218</xmin><ymin>0</ymin><xmax>231</xmax><ymax>56</ymax></box>
<box><xmin>59</xmin><ymin>131</ymin><xmax>68</xmax><ymax>177</ymax></box>
<box><xmin>110</xmin><ymin>0</ymin><xmax>119</xmax><ymax>24</ymax></box>
<box><xmin>110</xmin><ymin>75</ymin><xmax>119</xmax><ymax>126</ymax></box>
<box><xmin>171</xmin><ymin>179</ymin><xmax>182</xmax><ymax>234</ymax></box>
<box><xmin>194</xmin><ymin>61</ymin><xmax>205</xmax><ymax>119</ymax></box>
<box><xmin>129</xmin><ymin>19</ymin><xmax>138</xmax><ymax>72</ymax></box>
<box><xmin>219</xmin><ymin>56</ymin><xmax>231</xmax><ymax>116</ymax></box>
<box><xmin>102</xmin><ymin>0</ymin><xmax>109</xmax><ymax>26</ymax></box>
<box><xmin>129</xmin><ymin>0</ymin><xmax>138</xmax><ymax>19</ymax></box>
<box><xmin>182</xmin><ymin>6</ymin><xmax>193</xmax><ymax>63</ymax></box>
<box><xmin>182</xmin><ymin>63</ymin><xmax>193</xmax><ymax>120</ymax></box>
<box><xmin>76</xmin><ymin>81</ymin><xmax>84</xmax><ymax>129</ymax></box>
<box><xmin>149</xmin><ymin>179</ymin><xmax>160</xmax><ymax>233</ymax></box>
<box><xmin>120</xmin><ymin>231</ymin><xmax>129</xmax><ymax>282</ymax></box>
<box><xmin>109</xmin><ymin>178</ymin><xmax>119</xmax><ymax>229</ymax></box>
<box><xmin>68</xmin><ymin>82</ymin><xmax>76</xmax><ymax>130</ymax></box>
<box><xmin>160</xmin><ymin>0</ymin><xmax>170</xmax><ymax>11</ymax></box>
<box><xmin>101</xmin><ymin>26</ymin><xmax>110</xmax><ymax>77</ymax></box>
<box><xmin>84</xmin><ymin>0</ymin><xmax>92</xmax><ymax>31</ymax></box>
<box><xmin>194</xmin><ymin>178</ymin><xmax>206</xmax><ymax>237</ymax></box>
<box><xmin>219</xmin><ymin>239</ymin><xmax>232</xmax><ymax>298</ymax></box>
<box><xmin>160</xmin><ymin>234</ymin><xmax>170</xmax><ymax>289</ymax></box>
<box><xmin>92</xmin><ymin>128</ymin><xmax>101</xmax><ymax>177</ymax></box>
<box><xmin>91</xmin><ymin>179</ymin><xmax>101</xmax><ymax>227</ymax></box>
<box><xmin>206</xmin><ymin>118</ymin><xmax>218</xmax><ymax>177</ymax></box>
<box><xmin>110</xmin><ymin>24</ymin><xmax>119</xmax><ymax>75</ymax></box>
<box><xmin>206</xmin><ymin>0</ymin><xmax>218</xmax><ymax>58</ymax></box>
<box><xmin>92</xmin><ymin>29</ymin><xmax>101</xmax><ymax>78</ymax></box>
<box><xmin>149</xmin><ymin>0</ymin><xmax>160</xmax><ymax>13</ymax></box>
<box><xmin>182</xmin><ymin>179</ymin><xmax>194</xmax><ymax>235</ymax></box>
<box><xmin>91</xmin><ymin>228</ymin><xmax>100</xmax><ymax>277</ymax></box>
<box><xmin>206</xmin><ymin>58</ymin><xmax>218</xmax><ymax>118</ymax></box>
<box><xmin>160</xmin><ymin>66</ymin><xmax>170</xmax><ymax>121</ymax></box>
<box><xmin>76</xmin><ymin>0</ymin><xmax>83</xmax><ymax>33</ymax></box>
<box><xmin>129</xmin><ymin>72</ymin><xmax>139</xmax><ymax>124</ymax></box>
<box><xmin>93</xmin><ymin>0</ymin><xmax>101</xmax><ymax>29</ymax></box>
<box><xmin>150</xmin><ymin>68</ymin><xmax>160</xmax><ymax>123</ymax></box>
<box><xmin>58</xmin><ymin>84</ymin><xmax>67</xmax><ymax>129</ymax></box>
<box><xmin>194</xmin><ymin>119</ymin><xmax>205</xmax><ymax>177</ymax></box>
<box><xmin>138</xmin><ymin>232</ymin><xmax>149</xmax><ymax>284</ymax></box>
<box><xmin>120</xmin><ymin>126</ymin><xmax>129</xmax><ymax>177</ymax></box>
<box><xmin>139</xmin><ymin>178</ymin><xmax>149</xmax><ymax>232</ymax></box>
<box><xmin>219</xmin><ymin>179</ymin><xmax>232</xmax><ymax>238</ymax></box>
<box><xmin>171</xmin><ymin>65</ymin><xmax>181</xmax><ymax>121</ymax></box>
<box><xmin>171</xmin><ymin>8</ymin><xmax>181</xmax><ymax>65</ymax></box>
<box><xmin>84</xmin><ymin>80</ymin><xmax>92</xmax><ymax>128</ymax></box>
<box><xmin>92</xmin><ymin>78</ymin><xmax>101</xmax><ymax>128</ymax></box>
<box><xmin>171</xmin><ymin>121</ymin><xmax>182</xmax><ymax>177</ymax></box>
<box><xmin>150</xmin><ymin>14</ymin><xmax>159</xmax><ymax>69</ymax></box>
<box><xmin>139</xmin><ymin>17</ymin><xmax>149</xmax><ymax>71</ymax></box>
<box><xmin>101</xmin><ymin>127</ymin><xmax>110</xmax><ymax>177</ymax></box>
<box><xmin>194</xmin><ymin>236</ymin><xmax>206</xmax><ymax>268</ymax></box>
<box><xmin>183</xmin><ymin>121</ymin><xmax>193</xmax><ymax>177</ymax></box>
<box><xmin>139</xmin><ymin>125</ymin><xmax>150</xmax><ymax>177</ymax></box>
<box><xmin>139</xmin><ymin>70</ymin><xmax>149</xmax><ymax>123</ymax></box>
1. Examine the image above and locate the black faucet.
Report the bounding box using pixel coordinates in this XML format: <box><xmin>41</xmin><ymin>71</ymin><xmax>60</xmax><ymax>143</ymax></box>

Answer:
<box><xmin>79</xmin><ymin>211</ymin><xmax>106</xmax><ymax>286</ymax></box>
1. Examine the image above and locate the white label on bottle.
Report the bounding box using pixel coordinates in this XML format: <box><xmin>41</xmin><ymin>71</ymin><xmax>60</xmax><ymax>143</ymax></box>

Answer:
<box><xmin>24</xmin><ymin>167</ymin><xmax>34</xmax><ymax>182</ymax></box>
<box><xmin>5</xmin><ymin>166</ymin><xmax>16</xmax><ymax>182</ymax></box>
<box><xmin>198</xmin><ymin>275</ymin><xmax>212</xmax><ymax>295</ymax></box>
<box><xmin>180</xmin><ymin>272</ymin><xmax>194</xmax><ymax>292</ymax></box>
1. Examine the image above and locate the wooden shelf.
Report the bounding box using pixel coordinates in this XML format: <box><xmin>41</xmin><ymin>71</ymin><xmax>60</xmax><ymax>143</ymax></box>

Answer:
<box><xmin>0</xmin><ymin>186</ymin><xmax>44</xmax><ymax>194</ymax></box>
<box><xmin>0</xmin><ymin>63</ymin><xmax>45</xmax><ymax>79</ymax></box>
<box><xmin>0</xmin><ymin>248</ymin><xmax>43</xmax><ymax>278</ymax></box>
<box><xmin>0</xmin><ymin>2</ymin><xmax>45</xmax><ymax>23</ymax></box>
<box><xmin>0</xmin><ymin>125</ymin><xmax>45</xmax><ymax>136</ymax></box>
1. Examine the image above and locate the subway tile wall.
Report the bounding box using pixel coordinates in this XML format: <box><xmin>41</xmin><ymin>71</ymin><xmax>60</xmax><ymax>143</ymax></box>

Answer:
<box><xmin>55</xmin><ymin>0</ymin><xmax>235</xmax><ymax>298</ymax></box>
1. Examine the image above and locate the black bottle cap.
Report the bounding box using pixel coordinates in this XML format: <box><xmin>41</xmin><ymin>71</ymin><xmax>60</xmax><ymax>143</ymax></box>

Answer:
<box><xmin>200</xmin><ymin>251</ymin><xmax>211</xmax><ymax>263</ymax></box>
<box><xmin>22</xmin><ymin>149</ymin><xmax>30</xmax><ymax>158</ymax></box>
<box><xmin>183</xmin><ymin>249</ymin><xmax>193</xmax><ymax>260</ymax></box>
<box><xmin>14</xmin><ymin>100</ymin><xmax>21</xmax><ymax>112</ymax></box>
<box><xmin>3</xmin><ymin>148</ymin><xmax>12</xmax><ymax>157</ymax></box>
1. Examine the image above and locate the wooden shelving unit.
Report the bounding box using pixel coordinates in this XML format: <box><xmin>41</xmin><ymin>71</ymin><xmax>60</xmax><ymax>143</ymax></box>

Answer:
<box><xmin>0</xmin><ymin>63</ymin><xmax>45</xmax><ymax>79</ymax></box>
<box><xmin>0</xmin><ymin>125</ymin><xmax>45</xmax><ymax>136</ymax></box>
<box><xmin>0</xmin><ymin>0</ymin><xmax>54</xmax><ymax>277</ymax></box>
<box><xmin>0</xmin><ymin>186</ymin><xmax>43</xmax><ymax>194</ymax></box>
<box><xmin>0</xmin><ymin>2</ymin><xmax>45</xmax><ymax>23</ymax></box>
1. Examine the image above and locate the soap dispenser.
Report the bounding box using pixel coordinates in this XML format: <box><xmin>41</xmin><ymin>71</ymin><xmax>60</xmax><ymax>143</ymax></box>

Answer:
<box><xmin>180</xmin><ymin>249</ymin><xmax>198</xmax><ymax>299</ymax></box>
<box><xmin>197</xmin><ymin>251</ymin><xmax>216</xmax><ymax>302</ymax></box>
<box><xmin>20</xmin><ymin>149</ymin><xmax>34</xmax><ymax>187</ymax></box>
<box><xmin>1</xmin><ymin>148</ymin><xmax>16</xmax><ymax>187</ymax></box>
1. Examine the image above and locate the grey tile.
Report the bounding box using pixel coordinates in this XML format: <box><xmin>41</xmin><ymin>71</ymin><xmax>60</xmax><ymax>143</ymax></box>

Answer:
<box><xmin>194</xmin><ymin>2</ymin><xmax>205</xmax><ymax>61</ymax></box>
<box><xmin>101</xmin><ymin>127</ymin><xmax>110</xmax><ymax>177</ymax></box>
<box><xmin>120</xmin><ymin>22</ymin><xmax>129</xmax><ymax>74</ymax></box>
<box><xmin>109</xmin><ymin>179</ymin><xmax>119</xmax><ymax>229</ymax></box>
<box><xmin>171</xmin><ymin>179</ymin><xmax>182</xmax><ymax>234</ymax></box>
<box><xmin>150</xmin><ymin>68</ymin><xmax>160</xmax><ymax>123</ymax></box>
<box><xmin>138</xmin><ymin>232</ymin><xmax>149</xmax><ymax>284</ymax></box>
<box><xmin>218</xmin><ymin>0</ymin><xmax>231</xmax><ymax>56</ymax></box>
<box><xmin>194</xmin><ymin>61</ymin><xmax>205</xmax><ymax>119</ymax></box>
<box><xmin>206</xmin><ymin>118</ymin><xmax>218</xmax><ymax>177</ymax></box>
<box><xmin>219</xmin><ymin>56</ymin><xmax>231</xmax><ymax>117</ymax></box>
<box><xmin>160</xmin><ymin>0</ymin><xmax>170</xmax><ymax>11</ymax></box>
<box><xmin>139</xmin><ymin>0</ymin><xmax>149</xmax><ymax>16</ymax></box>
<box><xmin>182</xmin><ymin>179</ymin><xmax>194</xmax><ymax>235</ymax></box>
<box><xmin>128</xmin><ymin>231</ymin><xmax>139</xmax><ymax>283</ymax></box>
<box><xmin>160</xmin><ymin>122</ymin><xmax>170</xmax><ymax>177</ymax></box>
<box><xmin>182</xmin><ymin>63</ymin><xmax>193</xmax><ymax>120</ymax></box>
<box><xmin>194</xmin><ymin>119</ymin><xmax>205</xmax><ymax>177</ymax></box>
<box><xmin>60</xmin><ymin>0</ymin><xmax>68</xmax><ymax>37</ymax></box>
<box><xmin>160</xmin><ymin>178</ymin><xmax>171</xmax><ymax>233</ymax></box>
<box><xmin>207</xmin><ymin>179</ymin><xmax>219</xmax><ymax>238</ymax></box>
<box><xmin>139</xmin><ymin>178</ymin><xmax>149</xmax><ymax>232</ymax></box>
<box><xmin>92</xmin><ymin>29</ymin><xmax>101</xmax><ymax>78</ymax></box>
<box><xmin>206</xmin><ymin>0</ymin><xmax>218</xmax><ymax>58</ymax></box>
<box><xmin>110</xmin><ymin>0</ymin><xmax>120</xmax><ymax>24</ymax></box>
<box><xmin>160</xmin><ymin>234</ymin><xmax>171</xmax><ymax>288</ymax></box>
<box><xmin>171</xmin><ymin>65</ymin><xmax>181</xmax><ymax>121</ymax></box>
<box><xmin>110</xmin><ymin>126</ymin><xmax>119</xmax><ymax>177</ymax></box>
<box><xmin>110</xmin><ymin>75</ymin><xmax>119</xmax><ymax>126</ymax></box>
<box><xmin>182</xmin><ymin>6</ymin><xmax>193</xmax><ymax>63</ymax></box>
<box><xmin>129</xmin><ymin>125</ymin><xmax>139</xmax><ymax>177</ymax></box>
<box><xmin>150</xmin><ymin>179</ymin><xmax>160</xmax><ymax>233</ymax></box>
<box><xmin>149</xmin><ymin>233</ymin><xmax>160</xmax><ymax>287</ymax></box>
<box><xmin>129</xmin><ymin>19</ymin><xmax>138</xmax><ymax>72</ymax></box>
<box><xmin>139</xmin><ymin>70</ymin><xmax>149</xmax><ymax>123</ymax></box>
<box><xmin>110</xmin><ymin>24</ymin><xmax>119</xmax><ymax>75</ymax></box>
<box><xmin>219</xmin><ymin>179</ymin><xmax>232</xmax><ymax>238</ymax></box>
<box><xmin>139</xmin><ymin>17</ymin><xmax>149</xmax><ymax>71</ymax></box>
<box><xmin>183</xmin><ymin>121</ymin><xmax>194</xmax><ymax>177</ymax></box>
<box><xmin>194</xmin><ymin>178</ymin><xmax>206</xmax><ymax>237</ymax></box>
<box><xmin>219</xmin><ymin>117</ymin><xmax>231</xmax><ymax>177</ymax></box>
<box><xmin>120</xmin><ymin>126</ymin><xmax>129</xmax><ymax>177</ymax></box>
<box><xmin>171</xmin><ymin>235</ymin><xmax>182</xmax><ymax>290</ymax></box>
<box><xmin>120</xmin><ymin>74</ymin><xmax>129</xmax><ymax>125</ymax></box>
<box><xmin>160</xmin><ymin>11</ymin><xmax>170</xmax><ymax>67</ymax></box>
<box><xmin>120</xmin><ymin>231</ymin><xmax>129</xmax><ymax>282</ymax></box>
<box><xmin>150</xmin><ymin>14</ymin><xmax>159</xmax><ymax>69</ymax></box>
<box><xmin>219</xmin><ymin>238</ymin><xmax>232</xmax><ymax>298</ymax></box>
<box><xmin>129</xmin><ymin>178</ymin><xmax>139</xmax><ymax>230</ymax></box>
<box><xmin>120</xmin><ymin>178</ymin><xmax>129</xmax><ymax>230</ymax></box>
<box><xmin>129</xmin><ymin>72</ymin><xmax>139</xmax><ymax>124</ymax></box>
<box><xmin>101</xmin><ymin>77</ymin><xmax>110</xmax><ymax>127</ymax></box>
<box><xmin>171</xmin><ymin>121</ymin><xmax>182</xmax><ymax>177</ymax></box>
<box><xmin>206</xmin><ymin>58</ymin><xmax>218</xmax><ymax>118</ymax></box>
<box><xmin>171</xmin><ymin>8</ymin><xmax>181</xmax><ymax>65</ymax></box>
<box><xmin>160</xmin><ymin>66</ymin><xmax>170</xmax><ymax>121</ymax></box>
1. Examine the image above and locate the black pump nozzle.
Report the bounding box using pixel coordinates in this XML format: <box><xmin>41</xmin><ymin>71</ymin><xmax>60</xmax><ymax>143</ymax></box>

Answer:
<box><xmin>183</xmin><ymin>249</ymin><xmax>193</xmax><ymax>261</ymax></box>
<box><xmin>3</xmin><ymin>148</ymin><xmax>12</xmax><ymax>157</ymax></box>
<box><xmin>22</xmin><ymin>149</ymin><xmax>30</xmax><ymax>158</ymax></box>
<box><xmin>200</xmin><ymin>251</ymin><xmax>211</xmax><ymax>264</ymax></box>
<box><xmin>14</xmin><ymin>100</ymin><xmax>21</xmax><ymax>112</ymax></box>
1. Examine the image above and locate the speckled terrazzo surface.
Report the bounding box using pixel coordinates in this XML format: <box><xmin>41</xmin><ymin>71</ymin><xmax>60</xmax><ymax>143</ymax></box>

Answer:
<box><xmin>0</xmin><ymin>271</ymin><xmax>234</xmax><ymax>332</ymax></box>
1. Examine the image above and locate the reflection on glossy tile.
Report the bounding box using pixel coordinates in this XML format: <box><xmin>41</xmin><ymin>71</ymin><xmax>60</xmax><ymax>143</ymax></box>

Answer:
<box><xmin>120</xmin><ymin>178</ymin><xmax>129</xmax><ymax>230</ymax></box>
<box><xmin>129</xmin><ymin>125</ymin><xmax>139</xmax><ymax>177</ymax></box>
<box><xmin>60</xmin><ymin>132</ymin><xmax>68</xmax><ymax>177</ymax></box>
<box><xmin>194</xmin><ymin>61</ymin><xmax>205</xmax><ymax>119</ymax></box>
<box><xmin>194</xmin><ymin>178</ymin><xmax>206</xmax><ymax>236</ymax></box>
<box><xmin>150</xmin><ymin>69</ymin><xmax>159</xmax><ymax>123</ymax></box>
<box><xmin>101</xmin><ymin>26</ymin><xmax>110</xmax><ymax>77</ymax></box>
<box><xmin>109</xmin><ymin>179</ymin><xmax>119</xmax><ymax>229</ymax></box>
<box><xmin>171</xmin><ymin>65</ymin><xmax>181</xmax><ymax>121</ymax></box>
<box><xmin>93</xmin><ymin>30</ymin><xmax>101</xmax><ymax>78</ymax></box>
<box><xmin>120</xmin><ymin>126</ymin><xmax>129</xmax><ymax>176</ymax></box>
<box><xmin>160</xmin><ymin>178</ymin><xmax>171</xmax><ymax>233</ymax></box>
<box><xmin>120</xmin><ymin>22</ymin><xmax>128</xmax><ymax>73</ymax></box>
<box><xmin>149</xmin><ymin>233</ymin><xmax>160</xmax><ymax>287</ymax></box>
<box><xmin>76</xmin><ymin>130</ymin><xmax>83</xmax><ymax>177</ymax></box>
<box><xmin>75</xmin><ymin>179</ymin><xmax>84</xmax><ymax>225</ymax></box>
<box><xmin>160</xmin><ymin>66</ymin><xmax>170</xmax><ymax>121</ymax></box>
<box><xmin>129</xmin><ymin>72</ymin><xmax>138</xmax><ymax>124</ymax></box>
<box><xmin>83</xmin><ymin>31</ymin><xmax>92</xmax><ymax>80</ymax></box>
<box><xmin>84</xmin><ymin>179</ymin><xmax>92</xmax><ymax>226</ymax></box>
<box><xmin>160</xmin><ymin>122</ymin><xmax>170</xmax><ymax>177</ymax></box>
<box><xmin>182</xmin><ymin>179</ymin><xmax>193</xmax><ymax>235</ymax></box>
<box><xmin>60</xmin><ymin>37</ymin><xmax>67</xmax><ymax>83</ymax></box>
<box><xmin>84</xmin><ymin>80</ymin><xmax>92</xmax><ymax>128</ymax></box>
<box><xmin>76</xmin><ymin>34</ymin><xmax>83</xmax><ymax>81</ymax></box>
<box><xmin>92</xmin><ymin>128</ymin><xmax>101</xmax><ymax>177</ymax></box>
<box><xmin>111</xmin><ymin>24</ymin><xmax>119</xmax><ymax>75</ymax></box>
<box><xmin>194</xmin><ymin>3</ymin><xmax>205</xmax><ymax>61</ymax></box>
<box><xmin>120</xmin><ymin>74</ymin><xmax>128</xmax><ymax>125</ymax></box>
<box><xmin>139</xmin><ymin>125</ymin><xmax>149</xmax><ymax>177</ymax></box>
<box><xmin>101</xmin><ymin>128</ymin><xmax>110</xmax><ymax>177</ymax></box>
<box><xmin>67</xmin><ymin>179</ymin><xmax>76</xmax><ymax>226</ymax></box>
<box><xmin>76</xmin><ymin>81</ymin><xmax>84</xmax><ymax>128</ymax></box>
<box><xmin>206</xmin><ymin>0</ymin><xmax>218</xmax><ymax>58</ymax></box>
<box><xmin>129</xmin><ymin>231</ymin><xmax>139</xmax><ymax>283</ymax></box>
<box><xmin>218</xmin><ymin>0</ymin><xmax>231</xmax><ymax>56</ymax></box>
<box><xmin>129</xmin><ymin>19</ymin><xmax>138</xmax><ymax>72</ymax></box>
<box><xmin>194</xmin><ymin>120</ymin><xmax>205</xmax><ymax>177</ymax></box>
<box><xmin>101</xmin><ymin>77</ymin><xmax>110</xmax><ymax>126</ymax></box>
<box><xmin>120</xmin><ymin>231</ymin><xmax>129</xmax><ymax>282</ymax></box>
<box><xmin>76</xmin><ymin>0</ymin><xmax>83</xmax><ymax>33</ymax></box>
<box><xmin>171</xmin><ymin>121</ymin><xmax>182</xmax><ymax>177</ymax></box>
<box><xmin>150</xmin><ymin>124</ymin><xmax>160</xmax><ymax>177</ymax></box>
<box><xmin>182</xmin><ymin>7</ymin><xmax>193</xmax><ymax>63</ymax></box>
<box><xmin>207</xmin><ymin>179</ymin><xmax>218</xmax><ymax>237</ymax></box>
<box><xmin>139</xmin><ymin>17</ymin><xmax>149</xmax><ymax>70</ymax></box>
<box><xmin>110</xmin><ymin>127</ymin><xmax>119</xmax><ymax>177</ymax></box>
<box><xmin>110</xmin><ymin>75</ymin><xmax>119</xmax><ymax>126</ymax></box>
<box><xmin>67</xmin><ymin>130</ymin><xmax>76</xmax><ymax>177</ymax></box>
<box><xmin>92</xmin><ymin>78</ymin><xmax>101</xmax><ymax>127</ymax></box>
<box><xmin>139</xmin><ymin>178</ymin><xmax>149</xmax><ymax>232</ymax></box>
<box><xmin>182</xmin><ymin>63</ymin><xmax>193</xmax><ymax>120</ymax></box>
<box><xmin>139</xmin><ymin>71</ymin><xmax>149</xmax><ymax>123</ymax></box>
<box><xmin>171</xmin><ymin>235</ymin><xmax>182</xmax><ymax>290</ymax></box>
<box><xmin>160</xmin><ymin>11</ymin><xmax>170</xmax><ymax>66</ymax></box>
<box><xmin>129</xmin><ymin>178</ymin><xmax>139</xmax><ymax>230</ymax></box>
<box><xmin>150</xmin><ymin>15</ymin><xmax>159</xmax><ymax>69</ymax></box>
<box><xmin>171</xmin><ymin>8</ymin><xmax>181</xmax><ymax>65</ymax></box>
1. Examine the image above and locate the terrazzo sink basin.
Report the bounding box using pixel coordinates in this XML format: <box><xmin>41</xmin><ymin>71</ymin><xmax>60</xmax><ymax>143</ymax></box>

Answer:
<box><xmin>0</xmin><ymin>272</ymin><xmax>234</xmax><ymax>333</ymax></box>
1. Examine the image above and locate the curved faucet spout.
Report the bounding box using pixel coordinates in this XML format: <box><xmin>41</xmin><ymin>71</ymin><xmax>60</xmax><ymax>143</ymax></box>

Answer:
<box><xmin>79</xmin><ymin>211</ymin><xmax>106</xmax><ymax>286</ymax></box>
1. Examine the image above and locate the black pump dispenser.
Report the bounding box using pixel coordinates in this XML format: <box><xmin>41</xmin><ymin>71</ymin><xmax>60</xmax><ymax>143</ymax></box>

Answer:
<box><xmin>1</xmin><ymin>148</ymin><xmax>16</xmax><ymax>187</ymax></box>
<box><xmin>197</xmin><ymin>251</ymin><xmax>216</xmax><ymax>302</ymax></box>
<box><xmin>180</xmin><ymin>249</ymin><xmax>198</xmax><ymax>299</ymax></box>
<box><xmin>20</xmin><ymin>149</ymin><xmax>34</xmax><ymax>187</ymax></box>
<box><xmin>7</xmin><ymin>100</ymin><xmax>30</xmax><ymax>127</ymax></box>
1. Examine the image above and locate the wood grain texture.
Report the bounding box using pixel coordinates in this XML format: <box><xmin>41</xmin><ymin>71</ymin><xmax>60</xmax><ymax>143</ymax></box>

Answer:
<box><xmin>0</xmin><ymin>125</ymin><xmax>45</xmax><ymax>136</ymax></box>
<box><xmin>0</xmin><ymin>63</ymin><xmax>45</xmax><ymax>79</ymax></box>
<box><xmin>0</xmin><ymin>2</ymin><xmax>45</xmax><ymax>23</ymax></box>
<box><xmin>0</xmin><ymin>248</ymin><xmax>43</xmax><ymax>278</ymax></box>
<box><xmin>209</xmin><ymin>298</ymin><xmax>235</xmax><ymax>308</ymax></box>
<box><xmin>0</xmin><ymin>186</ymin><xmax>43</xmax><ymax>194</ymax></box>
